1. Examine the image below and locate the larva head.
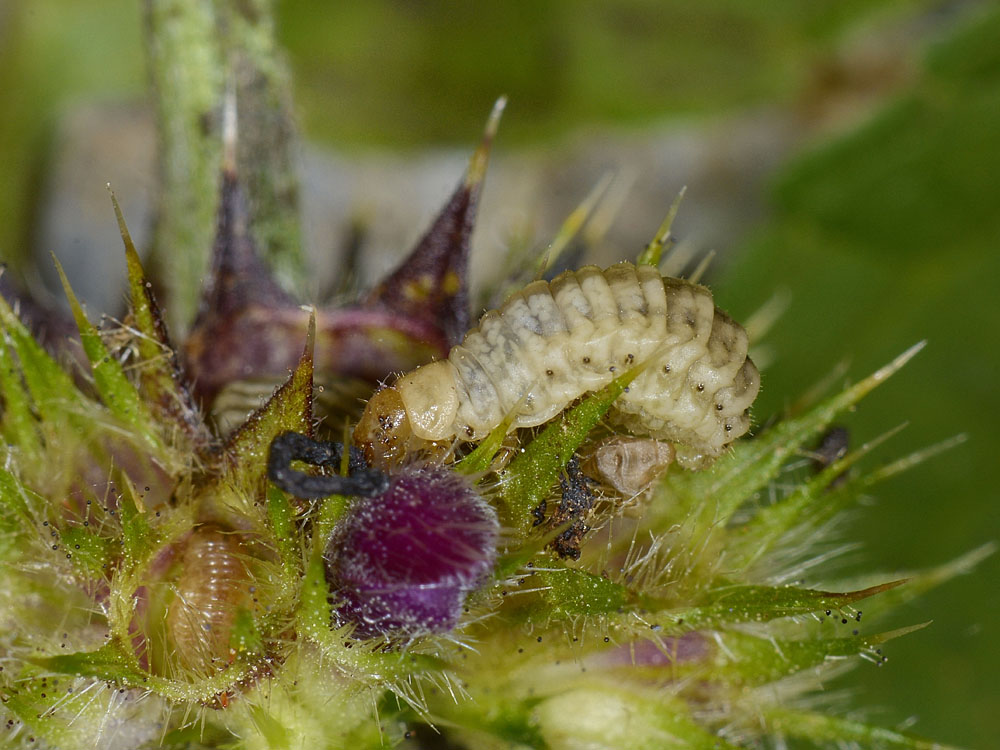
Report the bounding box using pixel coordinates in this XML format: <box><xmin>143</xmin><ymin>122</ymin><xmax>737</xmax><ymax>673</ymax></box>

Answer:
<box><xmin>353</xmin><ymin>385</ymin><xmax>414</xmax><ymax>469</ymax></box>
<box><xmin>354</xmin><ymin>361</ymin><xmax>460</xmax><ymax>468</ymax></box>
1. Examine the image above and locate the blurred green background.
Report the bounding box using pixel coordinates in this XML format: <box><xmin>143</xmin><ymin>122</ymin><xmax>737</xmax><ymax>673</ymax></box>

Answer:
<box><xmin>1</xmin><ymin>1</ymin><xmax>997</xmax><ymax>747</ymax></box>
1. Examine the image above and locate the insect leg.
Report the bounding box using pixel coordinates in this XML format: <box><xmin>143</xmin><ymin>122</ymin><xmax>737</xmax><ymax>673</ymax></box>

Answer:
<box><xmin>268</xmin><ymin>431</ymin><xmax>390</xmax><ymax>498</ymax></box>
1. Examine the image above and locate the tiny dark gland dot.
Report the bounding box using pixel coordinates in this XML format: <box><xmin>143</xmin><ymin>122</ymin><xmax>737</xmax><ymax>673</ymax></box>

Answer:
<box><xmin>716</xmin><ymin>403</ymin><xmax>724</xmax><ymax>410</ymax></box>
<box><xmin>583</xmin><ymin>357</ymin><xmax>590</xmax><ymax>363</ymax></box>
<box><xmin>696</xmin><ymin>383</ymin><xmax>705</xmax><ymax>391</ymax></box>
<box><xmin>546</xmin><ymin>369</ymin><xmax>554</xmax><ymax>376</ymax></box>
<box><xmin>603</xmin><ymin>637</ymin><xmax>610</xmax><ymax>643</ymax></box>
<box><xmin>725</xmin><ymin>424</ymin><xmax>732</xmax><ymax>432</ymax></box>
<box><xmin>825</xmin><ymin>610</ymin><xmax>832</xmax><ymax>616</ymax></box>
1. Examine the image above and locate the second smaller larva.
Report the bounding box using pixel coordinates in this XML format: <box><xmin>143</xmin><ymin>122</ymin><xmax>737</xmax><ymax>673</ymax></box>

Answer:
<box><xmin>354</xmin><ymin>261</ymin><xmax>760</xmax><ymax>470</ymax></box>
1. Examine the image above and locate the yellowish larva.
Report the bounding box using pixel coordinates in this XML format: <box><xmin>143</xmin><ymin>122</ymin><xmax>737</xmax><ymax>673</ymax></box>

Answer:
<box><xmin>354</xmin><ymin>262</ymin><xmax>759</xmax><ymax>470</ymax></box>
<box><xmin>166</xmin><ymin>527</ymin><xmax>251</xmax><ymax>676</ymax></box>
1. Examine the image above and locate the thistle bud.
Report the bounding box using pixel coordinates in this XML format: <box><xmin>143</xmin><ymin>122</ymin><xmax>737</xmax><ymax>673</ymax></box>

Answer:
<box><xmin>324</xmin><ymin>465</ymin><xmax>498</xmax><ymax>638</ymax></box>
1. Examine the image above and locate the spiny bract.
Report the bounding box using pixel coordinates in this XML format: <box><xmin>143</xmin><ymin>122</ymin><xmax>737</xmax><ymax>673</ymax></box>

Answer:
<box><xmin>0</xmin><ymin>105</ymin><xmax>986</xmax><ymax>750</ymax></box>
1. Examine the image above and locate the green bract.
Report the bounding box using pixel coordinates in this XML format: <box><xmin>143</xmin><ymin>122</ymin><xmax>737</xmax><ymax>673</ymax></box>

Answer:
<box><xmin>0</xmin><ymin>173</ymin><xmax>985</xmax><ymax>747</ymax></box>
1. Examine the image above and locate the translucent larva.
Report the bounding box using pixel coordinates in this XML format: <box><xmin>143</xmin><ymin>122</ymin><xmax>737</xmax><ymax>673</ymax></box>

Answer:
<box><xmin>354</xmin><ymin>262</ymin><xmax>760</xmax><ymax>470</ymax></box>
<box><xmin>166</xmin><ymin>527</ymin><xmax>251</xmax><ymax>676</ymax></box>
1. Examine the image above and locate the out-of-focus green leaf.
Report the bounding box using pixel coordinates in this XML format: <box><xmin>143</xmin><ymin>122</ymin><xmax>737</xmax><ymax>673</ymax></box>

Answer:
<box><xmin>762</xmin><ymin>705</ymin><xmax>964</xmax><ymax>750</ymax></box>
<box><xmin>675</xmin><ymin>580</ymin><xmax>905</xmax><ymax>631</ymax></box>
<box><xmin>716</xmin><ymin>9</ymin><xmax>1000</xmax><ymax>745</ymax></box>
<box><xmin>53</xmin><ymin>255</ymin><xmax>160</xmax><ymax>449</ymax></box>
<box><xmin>0</xmin><ymin>335</ymin><xmax>42</xmax><ymax>459</ymax></box>
<box><xmin>0</xmin><ymin>294</ymin><xmax>85</xmax><ymax>425</ymax></box>
<box><xmin>658</xmin><ymin>344</ymin><xmax>923</xmax><ymax>533</ymax></box>
<box><xmin>500</xmin><ymin>365</ymin><xmax>641</xmax><ymax>534</ymax></box>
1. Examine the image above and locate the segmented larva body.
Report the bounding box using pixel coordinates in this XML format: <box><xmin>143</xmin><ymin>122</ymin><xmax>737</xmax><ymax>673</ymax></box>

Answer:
<box><xmin>355</xmin><ymin>262</ymin><xmax>759</xmax><ymax>469</ymax></box>
<box><xmin>166</xmin><ymin>527</ymin><xmax>251</xmax><ymax>676</ymax></box>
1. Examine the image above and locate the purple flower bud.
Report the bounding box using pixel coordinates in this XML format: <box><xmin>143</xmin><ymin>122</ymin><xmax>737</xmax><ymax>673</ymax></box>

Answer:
<box><xmin>324</xmin><ymin>465</ymin><xmax>498</xmax><ymax>638</ymax></box>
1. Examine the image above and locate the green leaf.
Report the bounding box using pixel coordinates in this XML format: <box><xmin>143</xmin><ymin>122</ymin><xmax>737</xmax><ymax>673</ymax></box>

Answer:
<box><xmin>455</xmin><ymin>408</ymin><xmax>517</xmax><ymax>476</ymax></box>
<box><xmin>661</xmin><ymin>343</ymin><xmax>924</xmax><ymax>531</ymax></box>
<box><xmin>230</xmin><ymin>607</ymin><xmax>264</xmax><ymax>656</ymax></box>
<box><xmin>0</xmin><ymin>292</ymin><xmax>85</xmax><ymax>426</ymax></box>
<box><xmin>0</xmin><ymin>465</ymin><xmax>32</xmax><ymax>524</ymax></box>
<box><xmin>113</xmin><ymin>190</ymin><xmax>208</xmax><ymax>444</ymax></box>
<box><xmin>667</xmin><ymin>624</ymin><xmax>928</xmax><ymax>686</ymax></box>
<box><xmin>60</xmin><ymin>525</ymin><xmax>113</xmax><ymax>578</ymax></box>
<box><xmin>35</xmin><ymin>642</ymin><xmax>137</xmax><ymax>683</ymax></box>
<box><xmin>298</xmin><ymin>549</ymin><xmax>333</xmax><ymax>641</ymax></box>
<box><xmin>672</xmin><ymin>580</ymin><xmax>906</xmax><ymax>631</ymax></box>
<box><xmin>267</xmin><ymin>484</ymin><xmax>300</xmax><ymax>571</ymax></box>
<box><xmin>762</xmin><ymin>705</ymin><xmax>965</xmax><ymax>750</ymax></box>
<box><xmin>516</xmin><ymin>562</ymin><xmax>629</xmax><ymax>622</ymax></box>
<box><xmin>636</xmin><ymin>186</ymin><xmax>685</xmax><ymax>267</ymax></box>
<box><xmin>0</xmin><ymin>333</ymin><xmax>42</xmax><ymax>459</ymax></box>
<box><xmin>117</xmin><ymin>480</ymin><xmax>152</xmax><ymax>561</ymax></box>
<box><xmin>833</xmin><ymin>543</ymin><xmax>996</xmax><ymax>621</ymax></box>
<box><xmin>500</xmin><ymin>364</ymin><xmax>643</xmax><ymax>534</ymax></box>
<box><xmin>727</xmin><ymin>424</ymin><xmax>906</xmax><ymax>568</ymax></box>
<box><xmin>53</xmin><ymin>254</ymin><xmax>160</xmax><ymax>450</ymax></box>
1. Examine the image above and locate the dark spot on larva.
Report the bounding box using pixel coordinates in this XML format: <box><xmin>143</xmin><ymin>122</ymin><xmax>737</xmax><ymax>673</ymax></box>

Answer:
<box><xmin>465</xmin><ymin>425</ymin><xmax>475</xmax><ymax>437</ymax></box>
<box><xmin>725</xmin><ymin>423</ymin><xmax>732</xmax><ymax>432</ymax></box>
<box><xmin>663</xmin><ymin>364</ymin><xmax>671</xmax><ymax>373</ymax></box>
<box><xmin>696</xmin><ymin>383</ymin><xmax>705</xmax><ymax>392</ymax></box>
<box><xmin>685</xmin><ymin>311</ymin><xmax>696</xmax><ymax>327</ymax></box>
<box><xmin>716</xmin><ymin>403</ymin><xmax>724</xmax><ymax>411</ymax></box>
<box><xmin>582</xmin><ymin>357</ymin><xmax>591</xmax><ymax>364</ymax></box>
<box><xmin>545</xmin><ymin>369</ymin><xmax>554</xmax><ymax>377</ymax></box>
<box><xmin>626</xmin><ymin>353</ymin><xmax>634</xmax><ymax>363</ymax></box>
<box><xmin>609</xmin><ymin>366</ymin><xmax>616</xmax><ymax>373</ymax></box>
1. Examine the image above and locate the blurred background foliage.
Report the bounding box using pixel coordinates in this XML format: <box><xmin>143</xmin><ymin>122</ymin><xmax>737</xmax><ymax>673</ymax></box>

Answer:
<box><xmin>0</xmin><ymin>0</ymin><xmax>996</xmax><ymax>747</ymax></box>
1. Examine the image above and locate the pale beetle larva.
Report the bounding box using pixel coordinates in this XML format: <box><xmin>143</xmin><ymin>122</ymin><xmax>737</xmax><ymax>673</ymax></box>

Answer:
<box><xmin>166</xmin><ymin>526</ymin><xmax>252</xmax><ymax>676</ymax></box>
<box><xmin>354</xmin><ymin>261</ymin><xmax>760</xmax><ymax>470</ymax></box>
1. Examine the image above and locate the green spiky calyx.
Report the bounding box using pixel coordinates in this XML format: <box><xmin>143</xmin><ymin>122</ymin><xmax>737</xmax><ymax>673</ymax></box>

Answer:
<box><xmin>0</xmin><ymin>132</ymin><xmax>985</xmax><ymax>750</ymax></box>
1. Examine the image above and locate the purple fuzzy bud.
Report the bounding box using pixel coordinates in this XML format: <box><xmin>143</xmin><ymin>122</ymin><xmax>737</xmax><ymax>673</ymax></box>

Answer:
<box><xmin>324</xmin><ymin>465</ymin><xmax>498</xmax><ymax>638</ymax></box>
